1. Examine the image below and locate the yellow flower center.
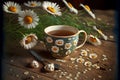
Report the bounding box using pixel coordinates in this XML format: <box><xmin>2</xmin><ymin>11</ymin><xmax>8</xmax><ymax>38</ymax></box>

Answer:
<box><xmin>8</xmin><ymin>6</ymin><xmax>17</xmax><ymax>12</ymax></box>
<box><xmin>47</xmin><ymin>7</ymin><xmax>56</xmax><ymax>13</ymax></box>
<box><xmin>85</xmin><ymin>5</ymin><xmax>91</xmax><ymax>11</ymax></box>
<box><xmin>57</xmin><ymin>41</ymin><xmax>62</xmax><ymax>44</ymax></box>
<box><xmin>53</xmin><ymin>47</ymin><xmax>57</xmax><ymax>51</ymax></box>
<box><xmin>31</xmin><ymin>3</ymin><xmax>36</xmax><ymax>7</ymax></box>
<box><xmin>68</xmin><ymin>2</ymin><xmax>73</xmax><ymax>8</ymax></box>
<box><xmin>25</xmin><ymin>36</ymin><xmax>33</xmax><ymax>44</ymax></box>
<box><xmin>89</xmin><ymin>37</ymin><xmax>97</xmax><ymax>42</ymax></box>
<box><xmin>24</xmin><ymin>16</ymin><xmax>33</xmax><ymax>24</ymax></box>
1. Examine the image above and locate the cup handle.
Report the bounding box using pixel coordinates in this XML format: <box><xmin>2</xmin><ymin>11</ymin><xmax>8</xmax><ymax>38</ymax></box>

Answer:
<box><xmin>75</xmin><ymin>30</ymin><xmax>87</xmax><ymax>49</ymax></box>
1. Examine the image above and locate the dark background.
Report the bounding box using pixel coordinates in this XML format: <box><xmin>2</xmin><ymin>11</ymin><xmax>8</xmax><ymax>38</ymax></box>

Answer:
<box><xmin>0</xmin><ymin>0</ymin><xmax>119</xmax><ymax>80</ymax></box>
<box><xmin>2</xmin><ymin>0</ymin><xmax>116</xmax><ymax>10</ymax></box>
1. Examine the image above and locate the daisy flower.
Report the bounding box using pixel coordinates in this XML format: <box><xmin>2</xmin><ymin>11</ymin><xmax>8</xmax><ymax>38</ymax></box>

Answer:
<box><xmin>62</xmin><ymin>0</ymin><xmax>78</xmax><ymax>14</ymax></box>
<box><xmin>46</xmin><ymin>36</ymin><xmax>53</xmax><ymax>43</ymax></box>
<box><xmin>42</xmin><ymin>1</ymin><xmax>62</xmax><ymax>16</ymax></box>
<box><xmin>65</xmin><ymin>43</ymin><xmax>72</xmax><ymax>49</ymax></box>
<box><xmin>24</xmin><ymin>1</ymin><xmax>41</xmax><ymax>7</ymax></box>
<box><xmin>18</xmin><ymin>10</ymin><xmax>39</xmax><ymax>29</ymax></box>
<box><xmin>20</xmin><ymin>33</ymin><xmax>38</xmax><ymax>49</ymax></box>
<box><xmin>87</xmin><ymin>34</ymin><xmax>102</xmax><ymax>46</ymax></box>
<box><xmin>93</xmin><ymin>26</ymin><xmax>108</xmax><ymax>40</ymax></box>
<box><xmin>55</xmin><ymin>39</ymin><xmax>64</xmax><ymax>46</ymax></box>
<box><xmin>51</xmin><ymin>46</ymin><xmax>59</xmax><ymax>53</ymax></box>
<box><xmin>72</xmin><ymin>40</ymin><xmax>78</xmax><ymax>46</ymax></box>
<box><xmin>3</xmin><ymin>1</ymin><xmax>21</xmax><ymax>14</ymax></box>
<box><xmin>80</xmin><ymin>4</ymin><xmax>96</xmax><ymax>19</ymax></box>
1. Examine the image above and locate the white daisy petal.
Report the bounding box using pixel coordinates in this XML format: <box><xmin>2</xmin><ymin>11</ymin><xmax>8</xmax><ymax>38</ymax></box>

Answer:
<box><xmin>55</xmin><ymin>39</ymin><xmax>64</xmax><ymax>46</ymax></box>
<box><xmin>20</xmin><ymin>33</ymin><xmax>38</xmax><ymax>49</ymax></box>
<box><xmin>51</xmin><ymin>46</ymin><xmax>59</xmax><ymax>53</ymax></box>
<box><xmin>80</xmin><ymin>3</ymin><xmax>96</xmax><ymax>19</ymax></box>
<box><xmin>42</xmin><ymin>1</ymin><xmax>62</xmax><ymax>16</ymax></box>
<box><xmin>62</xmin><ymin>0</ymin><xmax>78</xmax><ymax>14</ymax></box>
<box><xmin>93</xmin><ymin>26</ymin><xmax>108</xmax><ymax>40</ymax></box>
<box><xmin>24</xmin><ymin>1</ymin><xmax>41</xmax><ymax>7</ymax></box>
<box><xmin>18</xmin><ymin>10</ymin><xmax>39</xmax><ymax>29</ymax></box>
<box><xmin>3</xmin><ymin>1</ymin><xmax>21</xmax><ymax>14</ymax></box>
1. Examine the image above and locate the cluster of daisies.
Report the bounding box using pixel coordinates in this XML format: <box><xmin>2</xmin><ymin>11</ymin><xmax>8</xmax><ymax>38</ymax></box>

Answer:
<box><xmin>3</xmin><ymin>0</ymin><xmax>106</xmax><ymax>50</ymax></box>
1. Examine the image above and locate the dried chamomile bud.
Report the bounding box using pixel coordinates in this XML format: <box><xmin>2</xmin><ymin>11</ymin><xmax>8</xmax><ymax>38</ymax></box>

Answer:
<box><xmin>44</xmin><ymin>63</ymin><xmax>55</xmax><ymax>72</ymax></box>
<box><xmin>30</xmin><ymin>60</ymin><xmax>39</xmax><ymax>68</ymax></box>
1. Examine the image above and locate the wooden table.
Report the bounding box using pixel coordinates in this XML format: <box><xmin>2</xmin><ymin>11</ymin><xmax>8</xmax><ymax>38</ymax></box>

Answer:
<box><xmin>2</xmin><ymin>10</ymin><xmax>117</xmax><ymax>80</ymax></box>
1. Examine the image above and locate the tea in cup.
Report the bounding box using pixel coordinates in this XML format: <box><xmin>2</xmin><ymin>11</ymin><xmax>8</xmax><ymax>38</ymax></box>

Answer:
<box><xmin>44</xmin><ymin>25</ymin><xmax>87</xmax><ymax>58</ymax></box>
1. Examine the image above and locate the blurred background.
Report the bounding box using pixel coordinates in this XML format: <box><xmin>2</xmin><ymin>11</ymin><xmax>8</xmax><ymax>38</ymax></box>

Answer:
<box><xmin>2</xmin><ymin>0</ymin><xmax>116</xmax><ymax>10</ymax></box>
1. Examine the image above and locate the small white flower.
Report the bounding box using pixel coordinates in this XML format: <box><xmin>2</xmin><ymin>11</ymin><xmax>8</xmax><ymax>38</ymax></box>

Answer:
<box><xmin>65</xmin><ymin>50</ymin><xmax>71</xmax><ymax>55</ymax></box>
<box><xmin>3</xmin><ymin>1</ymin><xmax>21</xmax><ymax>14</ymax></box>
<box><xmin>51</xmin><ymin>46</ymin><xmax>59</xmax><ymax>53</ymax></box>
<box><xmin>55</xmin><ymin>39</ymin><xmax>64</xmax><ymax>46</ymax></box>
<box><xmin>76</xmin><ymin>57</ymin><xmax>85</xmax><ymax>63</ymax></box>
<box><xmin>80</xmin><ymin>4</ymin><xmax>96</xmax><ymax>19</ymax></box>
<box><xmin>92</xmin><ymin>64</ymin><xmax>100</xmax><ymax>69</ymax></box>
<box><xmin>18</xmin><ymin>10</ymin><xmax>39</xmax><ymax>29</ymax></box>
<box><xmin>20</xmin><ymin>33</ymin><xmax>38</xmax><ymax>49</ymax></box>
<box><xmin>62</xmin><ymin>0</ymin><xmax>78</xmax><ymax>14</ymax></box>
<box><xmin>24</xmin><ymin>1</ymin><xmax>41</xmax><ymax>7</ymax></box>
<box><xmin>89</xmin><ymin>53</ymin><xmax>98</xmax><ymax>59</ymax></box>
<box><xmin>42</xmin><ymin>1</ymin><xmax>62</xmax><ymax>16</ymax></box>
<box><xmin>84</xmin><ymin>61</ymin><xmax>92</xmax><ymax>67</ymax></box>
<box><xmin>87</xmin><ymin>34</ymin><xmax>102</xmax><ymax>46</ymax></box>
<box><xmin>72</xmin><ymin>40</ymin><xmax>78</xmax><ymax>46</ymax></box>
<box><xmin>65</xmin><ymin>43</ymin><xmax>72</xmax><ymax>49</ymax></box>
<box><xmin>46</xmin><ymin>36</ymin><xmax>53</xmax><ymax>43</ymax></box>
<box><xmin>80</xmin><ymin>49</ymin><xmax>88</xmax><ymax>56</ymax></box>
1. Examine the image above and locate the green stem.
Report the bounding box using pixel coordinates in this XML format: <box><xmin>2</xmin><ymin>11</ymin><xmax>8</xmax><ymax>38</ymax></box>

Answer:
<box><xmin>17</xmin><ymin>31</ymin><xmax>26</xmax><ymax>37</ymax></box>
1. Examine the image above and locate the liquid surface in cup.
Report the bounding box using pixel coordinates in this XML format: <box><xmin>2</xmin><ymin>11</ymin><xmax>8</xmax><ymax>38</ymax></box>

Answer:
<box><xmin>48</xmin><ymin>30</ymin><xmax>75</xmax><ymax>36</ymax></box>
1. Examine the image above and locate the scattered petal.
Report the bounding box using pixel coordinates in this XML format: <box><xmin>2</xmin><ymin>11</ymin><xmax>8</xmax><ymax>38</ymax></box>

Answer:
<box><xmin>89</xmin><ymin>53</ymin><xmax>98</xmax><ymax>59</ymax></box>
<box><xmin>84</xmin><ymin>61</ymin><xmax>92</xmax><ymax>67</ymax></box>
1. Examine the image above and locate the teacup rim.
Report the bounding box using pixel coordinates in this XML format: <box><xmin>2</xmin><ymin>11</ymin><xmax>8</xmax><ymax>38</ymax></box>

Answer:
<box><xmin>44</xmin><ymin>25</ymin><xmax>80</xmax><ymax>38</ymax></box>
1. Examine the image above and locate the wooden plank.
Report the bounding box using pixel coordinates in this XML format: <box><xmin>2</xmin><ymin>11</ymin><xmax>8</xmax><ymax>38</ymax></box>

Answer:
<box><xmin>3</xmin><ymin>40</ymin><xmax>117</xmax><ymax>80</ymax></box>
<box><xmin>2</xmin><ymin>63</ymin><xmax>53</xmax><ymax>80</ymax></box>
